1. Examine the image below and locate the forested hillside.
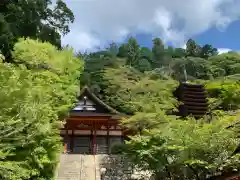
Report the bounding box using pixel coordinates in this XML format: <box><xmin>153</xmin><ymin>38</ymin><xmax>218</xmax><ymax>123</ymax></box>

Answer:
<box><xmin>80</xmin><ymin>37</ymin><xmax>240</xmax><ymax>113</ymax></box>
<box><xmin>79</xmin><ymin>37</ymin><xmax>240</xmax><ymax>179</ymax></box>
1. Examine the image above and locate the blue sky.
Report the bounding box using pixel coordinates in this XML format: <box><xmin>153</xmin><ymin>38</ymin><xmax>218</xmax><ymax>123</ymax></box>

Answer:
<box><xmin>62</xmin><ymin>0</ymin><xmax>240</xmax><ymax>54</ymax></box>
<box><xmin>135</xmin><ymin>21</ymin><xmax>240</xmax><ymax>53</ymax></box>
<box><xmin>193</xmin><ymin>21</ymin><xmax>240</xmax><ymax>52</ymax></box>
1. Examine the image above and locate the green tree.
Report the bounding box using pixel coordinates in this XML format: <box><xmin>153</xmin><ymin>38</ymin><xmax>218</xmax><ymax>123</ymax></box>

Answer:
<box><xmin>0</xmin><ymin>14</ymin><xmax>13</xmax><ymax>58</ymax></box>
<box><xmin>133</xmin><ymin>47</ymin><xmax>152</xmax><ymax>72</ymax></box>
<box><xmin>80</xmin><ymin>50</ymin><xmax>121</xmax><ymax>91</ymax></box>
<box><xmin>173</xmin><ymin>48</ymin><xmax>186</xmax><ymax>58</ymax></box>
<box><xmin>107</xmin><ymin>42</ymin><xmax>118</xmax><ymax>57</ymax></box>
<box><xmin>99</xmin><ymin>67</ymin><xmax>178</xmax><ymax>114</ymax></box>
<box><xmin>122</xmin><ymin>113</ymin><xmax>239</xmax><ymax>180</ymax></box>
<box><xmin>147</xmin><ymin>67</ymin><xmax>174</xmax><ymax>80</ymax></box>
<box><xmin>140</xmin><ymin>47</ymin><xmax>153</xmax><ymax>62</ymax></box>
<box><xmin>205</xmin><ymin>79</ymin><xmax>240</xmax><ymax>111</ymax></box>
<box><xmin>1</xmin><ymin>0</ymin><xmax>74</xmax><ymax>60</ymax></box>
<box><xmin>118</xmin><ymin>43</ymin><xmax>128</xmax><ymax>58</ymax></box>
<box><xmin>152</xmin><ymin>38</ymin><xmax>165</xmax><ymax>68</ymax></box>
<box><xmin>172</xmin><ymin>57</ymin><xmax>211</xmax><ymax>80</ymax></box>
<box><xmin>135</xmin><ymin>58</ymin><xmax>152</xmax><ymax>72</ymax></box>
<box><xmin>200</xmin><ymin>44</ymin><xmax>218</xmax><ymax>59</ymax></box>
<box><xmin>126</xmin><ymin>37</ymin><xmax>140</xmax><ymax>67</ymax></box>
<box><xmin>0</xmin><ymin>38</ymin><xmax>83</xmax><ymax>180</ymax></box>
<box><xmin>185</xmin><ymin>39</ymin><xmax>201</xmax><ymax>57</ymax></box>
<box><xmin>208</xmin><ymin>52</ymin><xmax>240</xmax><ymax>76</ymax></box>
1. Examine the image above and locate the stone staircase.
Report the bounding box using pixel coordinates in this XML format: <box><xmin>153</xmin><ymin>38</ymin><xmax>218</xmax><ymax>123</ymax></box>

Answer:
<box><xmin>56</xmin><ymin>154</ymin><xmax>152</xmax><ymax>180</ymax></box>
<box><xmin>56</xmin><ymin>154</ymin><xmax>100</xmax><ymax>180</ymax></box>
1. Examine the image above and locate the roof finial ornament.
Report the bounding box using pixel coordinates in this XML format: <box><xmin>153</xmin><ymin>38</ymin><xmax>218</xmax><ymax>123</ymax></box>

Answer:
<box><xmin>83</xmin><ymin>96</ymin><xmax>87</xmax><ymax>105</ymax></box>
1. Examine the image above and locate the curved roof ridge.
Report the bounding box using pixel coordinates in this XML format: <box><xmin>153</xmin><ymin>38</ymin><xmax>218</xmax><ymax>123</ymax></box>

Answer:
<box><xmin>79</xmin><ymin>85</ymin><xmax>121</xmax><ymax>115</ymax></box>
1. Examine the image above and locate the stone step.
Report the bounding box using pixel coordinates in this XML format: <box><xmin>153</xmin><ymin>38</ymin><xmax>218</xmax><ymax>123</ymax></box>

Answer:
<box><xmin>56</xmin><ymin>154</ymin><xmax>100</xmax><ymax>180</ymax></box>
<box><xmin>56</xmin><ymin>154</ymin><xmax>82</xmax><ymax>180</ymax></box>
<box><xmin>81</xmin><ymin>155</ymin><xmax>96</xmax><ymax>180</ymax></box>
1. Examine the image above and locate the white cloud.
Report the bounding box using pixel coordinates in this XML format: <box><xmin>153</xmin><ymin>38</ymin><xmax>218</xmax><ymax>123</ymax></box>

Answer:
<box><xmin>62</xmin><ymin>0</ymin><xmax>240</xmax><ymax>51</ymax></box>
<box><xmin>62</xmin><ymin>31</ymin><xmax>100</xmax><ymax>52</ymax></box>
<box><xmin>218</xmin><ymin>48</ymin><xmax>232</xmax><ymax>54</ymax></box>
<box><xmin>181</xmin><ymin>44</ymin><xmax>233</xmax><ymax>54</ymax></box>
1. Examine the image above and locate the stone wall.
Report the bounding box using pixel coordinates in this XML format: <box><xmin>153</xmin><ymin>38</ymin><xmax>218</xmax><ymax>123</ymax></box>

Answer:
<box><xmin>96</xmin><ymin>155</ymin><xmax>153</xmax><ymax>180</ymax></box>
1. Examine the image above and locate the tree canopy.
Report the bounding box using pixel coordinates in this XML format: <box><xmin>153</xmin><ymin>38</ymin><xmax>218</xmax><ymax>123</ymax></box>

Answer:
<box><xmin>0</xmin><ymin>38</ymin><xmax>83</xmax><ymax>180</ymax></box>
<box><xmin>0</xmin><ymin>0</ymin><xmax>74</xmax><ymax>60</ymax></box>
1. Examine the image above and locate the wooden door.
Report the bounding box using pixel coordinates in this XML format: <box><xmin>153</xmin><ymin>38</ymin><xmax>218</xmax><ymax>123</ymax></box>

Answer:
<box><xmin>72</xmin><ymin>136</ymin><xmax>91</xmax><ymax>154</ymax></box>
<box><xmin>96</xmin><ymin>136</ymin><xmax>108</xmax><ymax>154</ymax></box>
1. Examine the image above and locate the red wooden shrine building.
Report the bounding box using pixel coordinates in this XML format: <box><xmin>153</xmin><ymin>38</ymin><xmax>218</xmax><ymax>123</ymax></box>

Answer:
<box><xmin>60</xmin><ymin>83</ymin><xmax>209</xmax><ymax>155</ymax></box>
<box><xmin>60</xmin><ymin>86</ymin><xmax>126</xmax><ymax>155</ymax></box>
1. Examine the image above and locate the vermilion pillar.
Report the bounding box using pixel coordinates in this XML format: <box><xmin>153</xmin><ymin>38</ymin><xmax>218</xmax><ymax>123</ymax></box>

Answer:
<box><xmin>107</xmin><ymin>120</ymin><xmax>110</xmax><ymax>154</ymax></box>
<box><xmin>92</xmin><ymin>121</ymin><xmax>96</xmax><ymax>155</ymax></box>
<box><xmin>63</xmin><ymin>130</ymin><xmax>68</xmax><ymax>153</ymax></box>
<box><xmin>70</xmin><ymin>133</ymin><xmax>73</xmax><ymax>153</ymax></box>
